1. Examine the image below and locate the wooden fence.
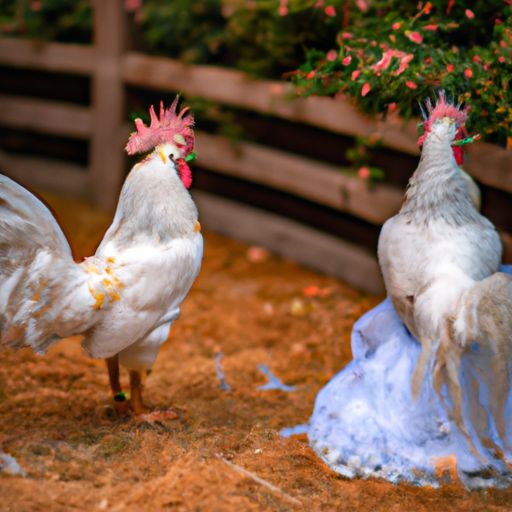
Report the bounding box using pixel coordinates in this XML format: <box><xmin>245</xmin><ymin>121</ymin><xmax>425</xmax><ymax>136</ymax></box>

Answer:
<box><xmin>0</xmin><ymin>0</ymin><xmax>511</xmax><ymax>293</ymax></box>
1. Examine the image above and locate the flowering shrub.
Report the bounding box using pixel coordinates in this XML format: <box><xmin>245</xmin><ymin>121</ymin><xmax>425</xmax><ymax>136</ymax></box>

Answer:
<box><xmin>2</xmin><ymin>0</ymin><xmax>509</xmax><ymax>152</ymax></box>
<box><xmin>291</xmin><ymin>0</ymin><xmax>512</xmax><ymax>147</ymax></box>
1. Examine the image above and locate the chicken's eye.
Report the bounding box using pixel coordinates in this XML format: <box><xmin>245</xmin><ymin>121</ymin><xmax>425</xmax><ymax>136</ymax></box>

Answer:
<box><xmin>168</xmin><ymin>153</ymin><xmax>175</xmax><ymax>162</ymax></box>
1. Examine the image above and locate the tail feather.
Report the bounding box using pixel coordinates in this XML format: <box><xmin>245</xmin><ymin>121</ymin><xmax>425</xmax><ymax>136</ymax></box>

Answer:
<box><xmin>434</xmin><ymin>273</ymin><xmax>512</xmax><ymax>455</ymax></box>
<box><xmin>0</xmin><ymin>174</ymin><xmax>103</xmax><ymax>353</ymax></box>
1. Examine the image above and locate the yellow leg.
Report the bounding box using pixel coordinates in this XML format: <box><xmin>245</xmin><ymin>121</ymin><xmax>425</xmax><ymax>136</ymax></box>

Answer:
<box><xmin>130</xmin><ymin>370</ymin><xmax>149</xmax><ymax>415</ymax></box>
<box><xmin>105</xmin><ymin>355</ymin><xmax>129</xmax><ymax>412</ymax></box>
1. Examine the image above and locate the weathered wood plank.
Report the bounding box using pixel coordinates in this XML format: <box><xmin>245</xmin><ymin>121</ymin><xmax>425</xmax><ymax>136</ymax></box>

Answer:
<box><xmin>0</xmin><ymin>37</ymin><xmax>94</xmax><ymax>75</ymax></box>
<box><xmin>195</xmin><ymin>131</ymin><xmax>403</xmax><ymax>225</ymax></box>
<box><xmin>0</xmin><ymin>94</ymin><xmax>93</xmax><ymax>139</ymax></box>
<box><xmin>192</xmin><ymin>190</ymin><xmax>384</xmax><ymax>294</ymax></box>
<box><xmin>89</xmin><ymin>0</ymin><xmax>127</xmax><ymax>211</ymax></box>
<box><xmin>466</xmin><ymin>143</ymin><xmax>512</xmax><ymax>194</ymax></box>
<box><xmin>122</xmin><ymin>53</ymin><xmax>512</xmax><ymax>193</ymax></box>
<box><xmin>0</xmin><ymin>150</ymin><xmax>90</xmax><ymax>199</ymax></box>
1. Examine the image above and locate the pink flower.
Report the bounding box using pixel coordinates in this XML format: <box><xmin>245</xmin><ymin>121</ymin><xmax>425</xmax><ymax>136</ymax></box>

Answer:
<box><xmin>341</xmin><ymin>32</ymin><xmax>353</xmax><ymax>39</ymax></box>
<box><xmin>342</xmin><ymin>55</ymin><xmax>352</xmax><ymax>66</ymax></box>
<box><xmin>278</xmin><ymin>0</ymin><xmax>288</xmax><ymax>16</ymax></box>
<box><xmin>500</xmin><ymin>40</ymin><xmax>507</xmax><ymax>48</ymax></box>
<box><xmin>465</xmin><ymin>9</ymin><xmax>475</xmax><ymax>19</ymax></box>
<box><xmin>351</xmin><ymin>69</ymin><xmax>361</xmax><ymax>81</ymax></box>
<box><xmin>356</xmin><ymin>0</ymin><xmax>368</xmax><ymax>12</ymax></box>
<box><xmin>124</xmin><ymin>0</ymin><xmax>141</xmax><ymax>11</ymax></box>
<box><xmin>392</xmin><ymin>22</ymin><xmax>401</xmax><ymax>31</ymax></box>
<box><xmin>358</xmin><ymin>167</ymin><xmax>370</xmax><ymax>179</ymax></box>
<box><xmin>326</xmin><ymin>50</ymin><xmax>337</xmax><ymax>62</ymax></box>
<box><xmin>446</xmin><ymin>64</ymin><xmax>455</xmax><ymax>72</ymax></box>
<box><xmin>424</xmin><ymin>56</ymin><xmax>432</xmax><ymax>64</ymax></box>
<box><xmin>408</xmin><ymin>31</ymin><xmax>423</xmax><ymax>44</ymax></box>
<box><xmin>396</xmin><ymin>53</ymin><xmax>414</xmax><ymax>75</ymax></box>
<box><xmin>324</xmin><ymin>5</ymin><xmax>336</xmax><ymax>17</ymax></box>
<box><xmin>306</xmin><ymin>70</ymin><xmax>316</xmax><ymax>79</ymax></box>
<box><xmin>361</xmin><ymin>82</ymin><xmax>371</xmax><ymax>96</ymax></box>
<box><xmin>498</xmin><ymin>56</ymin><xmax>506</xmax><ymax>63</ymax></box>
<box><xmin>374</xmin><ymin>49</ymin><xmax>400</xmax><ymax>72</ymax></box>
<box><xmin>405</xmin><ymin>80</ymin><xmax>418</xmax><ymax>89</ymax></box>
<box><xmin>464</xmin><ymin>68</ymin><xmax>473</xmax><ymax>78</ymax></box>
<box><xmin>424</xmin><ymin>24</ymin><xmax>438</xmax><ymax>31</ymax></box>
<box><xmin>387</xmin><ymin>102</ymin><xmax>398</xmax><ymax>114</ymax></box>
<box><xmin>472</xmin><ymin>55</ymin><xmax>481</xmax><ymax>63</ymax></box>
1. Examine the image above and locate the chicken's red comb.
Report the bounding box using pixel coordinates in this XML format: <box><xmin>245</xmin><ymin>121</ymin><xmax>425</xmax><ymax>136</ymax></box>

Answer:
<box><xmin>417</xmin><ymin>91</ymin><xmax>469</xmax><ymax>146</ymax></box>
<box><xmin>125</xmin><ymin>97</ymin><xmax>194</xmax><ymax>155</ymax></box>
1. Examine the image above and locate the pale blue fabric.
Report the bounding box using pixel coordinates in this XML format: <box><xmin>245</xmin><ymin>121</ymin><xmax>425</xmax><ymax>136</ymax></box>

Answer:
<box><xmin>308</xmin><ymin>266</ymin><xmax>512</xmax><ymax>489</ymax></box>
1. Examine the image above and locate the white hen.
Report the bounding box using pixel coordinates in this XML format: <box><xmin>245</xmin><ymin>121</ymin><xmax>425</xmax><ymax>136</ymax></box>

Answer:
<box><xmin>0</xmin><ymin>98</ymin><xmax>203</xmax><ymax>415</ymax></box>
<box><xmin>377</xmin><ymin>94</ymin><xmax>511</xmax><ymax>456</ymax></box>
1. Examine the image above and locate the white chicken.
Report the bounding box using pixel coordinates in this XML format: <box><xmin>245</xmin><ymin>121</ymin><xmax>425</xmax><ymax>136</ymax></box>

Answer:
<box><xmin>0</xmin><ymin>97</ymin><xmax>203</xmax><ymax>415</ymax></box>
<box><xmin>377</xmin><ymin>93</ymin><xmax>512</xmax><ymax>456</ymax></box>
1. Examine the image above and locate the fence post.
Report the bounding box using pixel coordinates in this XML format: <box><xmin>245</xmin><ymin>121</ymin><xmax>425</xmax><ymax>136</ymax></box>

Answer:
<box><xmin>89</xmin><ymin>0</ymin><xmax>127</xmax><ymax>211</ymax></box>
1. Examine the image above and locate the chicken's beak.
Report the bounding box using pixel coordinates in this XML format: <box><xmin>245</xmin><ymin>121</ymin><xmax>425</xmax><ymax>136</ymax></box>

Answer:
<box><xmin>158</xmin><ymin>148</ymin><xmax>167</xmax><ymax>163</ymax></box>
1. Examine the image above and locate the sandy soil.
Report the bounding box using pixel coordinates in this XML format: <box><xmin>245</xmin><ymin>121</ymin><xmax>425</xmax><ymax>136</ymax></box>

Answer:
<box><xmin>1</xmin><ymin>193</ymin><xmax>511</xmax><ymax>511</ymax></box>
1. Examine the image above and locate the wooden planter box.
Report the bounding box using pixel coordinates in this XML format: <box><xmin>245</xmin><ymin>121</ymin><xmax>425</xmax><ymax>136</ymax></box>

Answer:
<box><xmin>0</xmin><ymin>1</ymin><xmax>510</xmax><ymax>293</ymax></box>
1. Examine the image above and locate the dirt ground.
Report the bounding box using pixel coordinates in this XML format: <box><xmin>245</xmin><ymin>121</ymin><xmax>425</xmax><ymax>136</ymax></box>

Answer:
<box><xmin>1</xmin><ymin>192</ymin><xmax>511</xmax><ymax>512</ymax></box>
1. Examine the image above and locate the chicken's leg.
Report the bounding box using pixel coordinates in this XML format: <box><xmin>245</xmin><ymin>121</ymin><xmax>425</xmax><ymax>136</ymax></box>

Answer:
<box><xmin>106</xmin><ymin>355</ymin><xmax>129</xmax><ymax>412</ymax></box>
<box><xmin>130</xmin><ymin>369</ymin><xmax>150</xmax><ymax>415</ymax></box>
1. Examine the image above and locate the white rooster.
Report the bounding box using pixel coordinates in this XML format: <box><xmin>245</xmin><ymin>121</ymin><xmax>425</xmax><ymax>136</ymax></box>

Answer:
<box><xmin>0</xmin><ymin>97</ymin><xmax>203</xmax><ymax>416</ymax></box>
<box><xmin>378</xmin><ymin>93</ymin><xmax>512</xmax><ymax>456</ymax></box>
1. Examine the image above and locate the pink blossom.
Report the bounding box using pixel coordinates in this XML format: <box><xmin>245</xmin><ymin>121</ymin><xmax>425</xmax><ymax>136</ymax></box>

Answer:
<box><xmin>342</xmin><ymin>56</ymin><xmax>352</xmax><ymax>66</ymax></box>
<box><xmin>341</xmin><ymin>32</ymin><xmax>353</xmax><ymax>39</ymax></box>
<box><xmin>424</xmin><ymin>56</ymin><xmax>432</xmax><ymax>64</ymax></box>
<box><xmin>124</xmin><ymin>0</ymin><xmax>141</xmax><ymax>11</ymax></box>
<box><xmin>423</xmin><ymin>24</ymin><xmax>438</xmax><ymax>31</ymax></box>
<box><xmin>472</xmin><ymin>55</ymin><xmax>481</xmax><ymax>63</ymax></box>
<box><xmin>483</xmin><ymin>63</ymin><xmax>490</xmax><ymax>70</ymax></box>
<box><xmin>306</xmin><ymin>70</ymin><xmax>316</xmax><ymax>79</ymax></box>
<box><xmin>361</xmin><ymin>82</ymin><xmax>371</xmax><ymax>96</ymax></box>
<box><xmin>374</xmin><ymin>49</ymin><xmax>399</xmax><ymax>72</ymax></box>
<box><xmin>465</xmin><ymin>9</ymin><xmax>475</xmax><ymax>19</ymax></box>
<box><xmin>395</xmin><ymin>53</ymin><xmax>414</xmax><ymax>75</ymax></box>
<box><xmin>405</xmin><ymin>80</ymin><xmax>418</xmax><ymax>89</ymax></box>
<box><xmin>498</xmin><ymin>56</ymin><xmax>506</xmax><ymax>63</ymax></box>
<box><xmin>278</xmin><ymin>0</ymin><xmax>288</xmax><ymax>16</ymax></box>
<box><xmin>464</xmin><ymin>68</ymin><xmax>473</xmax><ymax>78</ymax></box>
<box><xmin>324</xmin><ymin>5</ymin><xmax>336</xmax><ymax>17</ymax></box>
<box><xmin>392</xmin><ymin>22</ymin><xmax>401</xmax><ymax>31</ymax></box>
<box><xmin>351</xmin><ymin>69</ymin><xmax>361</xmax><ymax>81</ymax></box>
<box><xmin>387</xmin><ymin>102</ymin><xmax>398</xmax><ymax>114</ymax></box>
<box><xmin>408</xmin><ymin>31</ymin><xmax>423</xmax><ymax>44</ymax></box>
<box><xmin>446</xmin><ymin>64</ymin><xmax>455</xmax><ymax>72</ymax></box>
<box><xmin>356</xmin><ymin>0</ymin><xmax>368</xmax><ymax>12</ymax></box>
<box><xmin>500</xmin><ymin>40</ymin><xmax>507</xmax><ymax>48</ymax></box>
<box><xmin>326</xmin><ymin>50</ymin><xmax>337</xmax><ymax>62</ymax></box>
<box><xmin>358</xmin><ymin>166</ymin><xmax>370</xmax><ymax>179</ymax></box>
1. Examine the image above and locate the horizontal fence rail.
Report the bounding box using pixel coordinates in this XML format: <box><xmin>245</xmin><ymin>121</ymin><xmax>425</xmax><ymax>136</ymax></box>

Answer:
<box><xmin>0</xmin><ymin>0</ymin><xmax>510</xmax><ymax>292</ymax></box>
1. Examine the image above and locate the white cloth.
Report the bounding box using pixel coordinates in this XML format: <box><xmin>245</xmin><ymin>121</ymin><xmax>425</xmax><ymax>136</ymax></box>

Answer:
<box><xmin>308</xmin><ymin>266</ymin><xmax>512</xmax><ymax>489</ymax></box>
